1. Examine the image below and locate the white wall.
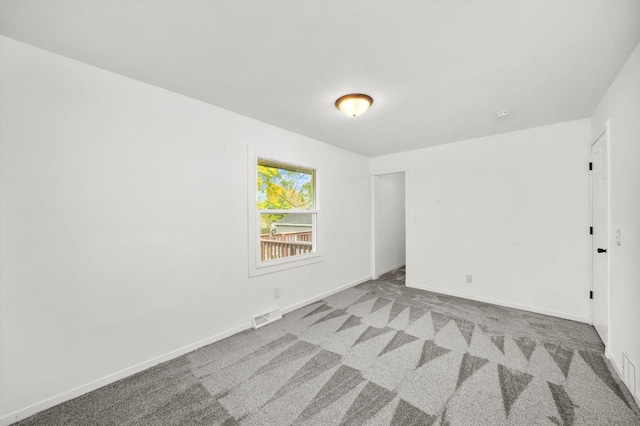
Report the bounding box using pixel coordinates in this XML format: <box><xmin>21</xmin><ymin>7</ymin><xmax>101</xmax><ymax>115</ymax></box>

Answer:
<box><xmin>0</xmin><ymin>36</ymin><xmax>371</xmax><ymax>423</ymax></box>
<box><xmin>591</xmin><ymin>41</ymin><xmax>640</xmax><ymax>404</ymax></box>
<box><xmin>374</xmin><ymin>173</ymin><xmax>406</xmax><ymax>276</ymax></box>
<box><xmin>372</xmin><ymin>119</ymin><xmax>592</xmax><ymax>322</ymax></box>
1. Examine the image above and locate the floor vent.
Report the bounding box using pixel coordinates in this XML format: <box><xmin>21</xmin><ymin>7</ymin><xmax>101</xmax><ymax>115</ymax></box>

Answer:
<box><xmin>251</xmin><ymin>308</ymin><xmax>282</xmax><ymax>329</ymax></box>
<box><xmin>622</xmin><ymin>352</ymin><xmax>636</xmax><ymax>396</ymax></box>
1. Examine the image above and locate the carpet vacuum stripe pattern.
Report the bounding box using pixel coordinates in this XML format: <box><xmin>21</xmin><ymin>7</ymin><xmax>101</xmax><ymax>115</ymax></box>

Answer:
<box><xmin>17</xmin><ymin>267</ymin><xmax>640</xmax><ymax>425</ymax></box>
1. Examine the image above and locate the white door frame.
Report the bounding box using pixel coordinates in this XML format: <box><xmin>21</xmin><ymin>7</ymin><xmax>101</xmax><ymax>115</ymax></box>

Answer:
<box><xmin>590</xmin><ymin>121</ymin><xmax>611</xmax><ymax>356</ymax></box>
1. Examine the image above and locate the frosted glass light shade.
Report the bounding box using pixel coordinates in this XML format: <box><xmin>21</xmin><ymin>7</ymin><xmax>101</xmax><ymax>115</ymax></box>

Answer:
<box><xmin>335</xmin><ymin>94</ymin><xmax>373</xmax><ymax>117</ymax></box>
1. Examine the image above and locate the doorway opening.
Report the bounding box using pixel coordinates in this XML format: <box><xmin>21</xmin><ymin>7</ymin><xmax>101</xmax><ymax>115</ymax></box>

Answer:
<box><xmin>372</xmin><ymin>172</ymin><xmax>406</xmax><ymax>284</ymax></box>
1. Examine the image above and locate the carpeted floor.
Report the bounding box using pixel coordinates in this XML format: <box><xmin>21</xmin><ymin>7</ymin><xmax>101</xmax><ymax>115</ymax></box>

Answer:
<box><xmin>17</xmin><ymin>266</ymin><xmax>640</xmax><ymax>425</ymax></box>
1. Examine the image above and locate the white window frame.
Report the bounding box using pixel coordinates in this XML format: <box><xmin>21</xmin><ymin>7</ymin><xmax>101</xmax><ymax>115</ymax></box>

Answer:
<box><xmin>248</xmin><ymin>148</ymin><xmax>321</xmax><ymax>277</ymax></box>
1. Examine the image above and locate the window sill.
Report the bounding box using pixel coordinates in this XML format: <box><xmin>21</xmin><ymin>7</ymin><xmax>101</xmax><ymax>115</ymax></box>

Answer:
<box><xmin>249</xmin><ymin>253</ymin><xmax>323</xmax><ymax>277</ymax></box>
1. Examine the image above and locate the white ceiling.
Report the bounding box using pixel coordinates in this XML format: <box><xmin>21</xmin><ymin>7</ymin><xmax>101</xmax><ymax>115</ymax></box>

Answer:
<box><xmin>2</xmin><ymin>1</ymin><xmax>639</xmax><ymax>157</ymax></box>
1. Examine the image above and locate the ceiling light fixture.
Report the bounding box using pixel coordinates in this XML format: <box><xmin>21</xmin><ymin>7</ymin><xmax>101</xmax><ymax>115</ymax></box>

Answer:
<box><xmin>335</xmin><ymin>94</ymin><xmax>373</xmax><ymax>117</ymax></box>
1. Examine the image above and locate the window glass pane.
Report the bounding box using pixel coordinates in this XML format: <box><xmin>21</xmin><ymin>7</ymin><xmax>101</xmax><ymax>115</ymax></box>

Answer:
<box><xmin>257</xmin><ymin>160</ymin><xmax>314</xmax><ymax>210</ymax></box>
<box><xmin>260</xmin><ymin>213</ymin><xmax>314</xmax><ymax>262</ymax></box>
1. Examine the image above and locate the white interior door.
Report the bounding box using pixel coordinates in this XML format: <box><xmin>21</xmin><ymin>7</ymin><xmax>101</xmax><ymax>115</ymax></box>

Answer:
<box><xmin>591</xmin><ymin>128</ymin><xmax>609</xmax><ymax>346</ymax></box>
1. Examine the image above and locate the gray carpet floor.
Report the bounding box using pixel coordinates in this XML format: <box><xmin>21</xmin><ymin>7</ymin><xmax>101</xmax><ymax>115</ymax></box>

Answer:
<box><xmin>16</xmin><ymin>267</ymin><xmax>640</xmax><ymax>425</ymax></box>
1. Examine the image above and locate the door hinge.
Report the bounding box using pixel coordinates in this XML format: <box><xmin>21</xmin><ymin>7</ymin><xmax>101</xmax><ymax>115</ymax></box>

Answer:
<box><xmin>590</xmin><ymin>291</ymin><xmax>593</xmax><ymax>299</ymax></box>
<box><xmin>589</xmin><ymin>162</ymin><xmax>593</xmax><ymax>170</ymax></box>
<box><xmin>590</xmin><ymin>226</ymin><xmax>593</xmax><ymax>235</ymax></box>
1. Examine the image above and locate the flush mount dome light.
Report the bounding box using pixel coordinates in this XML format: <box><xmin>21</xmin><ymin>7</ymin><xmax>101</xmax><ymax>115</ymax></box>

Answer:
<box><xmin>335</xmin><ymin>93</ymin><xmax>373</xmax><ymax>117</ymax></box>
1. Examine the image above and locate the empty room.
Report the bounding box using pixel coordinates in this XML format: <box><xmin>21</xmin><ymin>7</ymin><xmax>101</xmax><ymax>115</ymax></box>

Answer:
<box><xmin>1</xmin><ymin>1</ymin><xmax>640</xmax><ymax>425</ymax></box>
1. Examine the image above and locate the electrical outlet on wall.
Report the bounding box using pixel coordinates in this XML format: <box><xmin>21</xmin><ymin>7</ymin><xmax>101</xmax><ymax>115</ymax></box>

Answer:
<box><xmin>273</xmin><ymin>288</ymin><xmax>280</xmax><ymax>299</ymax></box>
<box><xmin>466</xmin><ymin>275</ymin><xmax>473</xmax><ymax>283</ymax></box>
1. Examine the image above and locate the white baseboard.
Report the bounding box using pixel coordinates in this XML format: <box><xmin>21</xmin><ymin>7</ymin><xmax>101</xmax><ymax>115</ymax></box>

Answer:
<box><xmin>282</xmin><ymin>275</ymin><xmax>371</xmax><ymax>315</ymax></box>
<box><xmin>0</xmin><ymin>322</ymin><xmax>252</xmax><ymax>426</ymax></box>
<box><xmin>406</xmin><ymin>282</ymin><xmax>590</xmax><ymax>324</ymax></box>
<box><xmin>605</xmin><ymin>346</ymin><xmax>613</xmax><ymax>360</ymax></box>
<box><xmin>1</xmin><ymin>275</ymin><xmax>372</xmax><ymax>426</ymax></box>
<box><xmin>610</xmin><ymin>352</ymin><xmax>622</xmax><ymax>375</ymax></box>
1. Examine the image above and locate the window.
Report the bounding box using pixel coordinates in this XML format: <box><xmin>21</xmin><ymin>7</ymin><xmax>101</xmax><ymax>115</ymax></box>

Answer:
<box><xmin>248</xmin><ymin>153</ymin><xmax>321</xmax><ymax>276</ymax></box>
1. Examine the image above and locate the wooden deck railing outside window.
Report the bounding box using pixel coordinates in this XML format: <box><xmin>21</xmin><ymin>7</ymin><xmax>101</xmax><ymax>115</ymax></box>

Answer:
<box><xmin>260</xmin><ymin>231</ymin><xmax>312</xmax><ymax>261</ymax></box>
